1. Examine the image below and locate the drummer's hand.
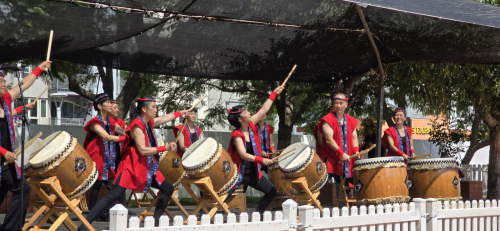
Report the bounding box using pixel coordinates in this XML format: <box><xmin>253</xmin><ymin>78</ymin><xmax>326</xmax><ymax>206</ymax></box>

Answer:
<box><xmin>38</xmin><ymin>61</ymin><xmax>52</xmax><ymax>70</ymax></box>
<box><xmin>341</xmin><ymin>153</ymin><xmax>350</xmax><ymax>162</ymax></box>
<box><xmin>261</xmin><ymin>151</ymin><xmax>268</xmax><ymax>158</ymax></box>
<box><xmin>4</xmin><ymin>152</ymin><xmax>17</xmax><ymax>163</ymax></box>
<box><xmin>402</xmin><ymin>154</ymin><xmax>408</xmax><ymax>160</ymax></box>
<box><xmin>179</xmin><ymin>110</ymin><xmax>191</xmax><ymax>116</ymax></box>
<box><xmin>274</xmin><ymin>85</ymin><xmax>285</xmax><ymax>94</ymax></box>
<box><xmin>262</xmin><ymin>158</ymin><xmax>274</xmax><ymax>166</ymax></box>
<box><xmin>25</xmin><ymin>102</ymin><xmax>35</xmax><ymax>110</ymax></box>
<box><xmin>167</xmin><ymin>142</ymin><xmax>177</xmax><ymax>151</ymax></box>
<box><xmin>355</xmin><ymin>152</ymin><xmax>363</xmax><ymax>160</ymax></box>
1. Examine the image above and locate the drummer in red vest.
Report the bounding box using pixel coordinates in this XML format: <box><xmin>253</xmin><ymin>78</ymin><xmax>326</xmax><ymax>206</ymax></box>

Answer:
<box><xmin>80</xmin><ymin>96</ymin><xmax>189</xmax><ymax>229</ymax></box>
<box><xmin>382</xmin><ymin>107</ymin><xmax>414</xmax><ymax>160</ymax></box>
<box><xmin>109</xmin><ymin>100</ymin><xmax>126</xmax><ymax>171</ymax></box>
<box><xmin>320</xmin><ymin>93</ymin><xmax>360</xmax><ymax>186</ymax></box>
<box><xmin>84</xmin><ymin>94</ymin><xmax>127</xmax><ymax>221</ymax></box>
<box><xmin>255</xmin><ymin>106</ymin><xmax>275</xmax><ymax>173</ymax></box>
<box><xmin>226</xmin><ymin>85</ymin><xmax>284</xmax><ymax>216</ymax></box>
<box><xmin>173</xmin><ymin>108</ymin><xmax>201</xmax><ymax>157</ymax></box>
<box><xmin>0</xmin><ymin>61</ymin><xmax>51</xmax><ymax>231</ymax></box>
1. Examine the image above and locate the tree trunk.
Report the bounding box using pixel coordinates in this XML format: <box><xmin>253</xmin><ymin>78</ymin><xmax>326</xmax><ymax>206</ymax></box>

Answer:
<box><xmin>116</xmin><ymin>72</ymin><xmax>145</xmax><ymax>119</ymax></box>
<box><xmin>487</xmin><ymin>127</ymin><xmax>500</xmax><ymax>199</ymax></box>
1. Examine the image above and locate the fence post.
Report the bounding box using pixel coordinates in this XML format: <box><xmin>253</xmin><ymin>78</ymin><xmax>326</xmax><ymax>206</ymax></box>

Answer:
<box><xmin>426</xmin><ymin>198</ymin><xmax>438</xmax><ymax>231</ymax></box>
<box><xmin>298</xmin><ymin>205</ymin><xmax>314</xmax><ymax>231</ymax></box>
<box><xmin>283</xmin><ymin>199</ymin><xmax>298</xmax><ymax>231</ymax></box>
<box><xmin>109</xmin><ymin>204</ymin><xmax>128</xmax><ymax>231</ymax></box>
<box><xmin>413</xmin><ymin>198</ymin><xmax>426</xmax><ymax>231</ymax></box>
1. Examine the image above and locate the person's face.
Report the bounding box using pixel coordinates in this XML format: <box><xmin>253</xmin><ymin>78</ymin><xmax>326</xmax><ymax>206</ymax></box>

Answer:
<box><xmin>394</xmin><ymin>112</ymin><xmax>406</xmax><ymax>125</ymax></box>
<box><xmin>112</xmin><ymin>104</ymin><xmax>119</xmax><ymax>117</ymax></box>
<box><xmin>238</xmin><ymin>108</ymin><xmax>251</xmax><ymax>124</ymax></box>
<box><xmin>98</xmin><ymin>100</ymin><xmax>112</xmax><ymax>114</ymax></box>
<box><xmin>187</xmin><ymin>111</ymin><xmax>197</xmax><ymax>122</ymax></box>
<box><xmin>332</xmin><ymin>94</ymin><xmax>347</xmax><ymax>115</ymax></box>
<box><xmin>0</xmin><ymin>77</ymin><xmax>6</xmax><ymax>97</ymax></box>
<box><xmin>142</xmin><ymin>101</ymin><xmax>157</xmax><ymax>120</ymax></box>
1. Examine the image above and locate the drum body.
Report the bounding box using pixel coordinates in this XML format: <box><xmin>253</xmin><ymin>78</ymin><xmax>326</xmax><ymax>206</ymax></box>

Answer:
<box><xmin>408</xmin><ymin>158</ymin><xmax>461</xmax><ymax>201</ymax></box>
<box><xmin>157</xmin><ymin>139</ymin><xmax>186</xmax><ymax>189</ymax></box>
<box><xmin>15</xmin><ymin>138</ymin><xmax>43</xmax><ymax>177</ymax></box>
<box><xmin>268</xmin><ymin>163</ymin><xmax>296</xmax><ymax>198</ymax></box>
<box><xmin>182</xmin><ymin>137</ymin><xmax>238</xmax><ymax>196</ymax></box>
<box><xmin>29</xmin><ymin>131</ymin><xmax>98</xmax><ymax>199</ymax></box>
<box><xmin>354</xmin><ymin>157</ymin><xmax>410</xmax><ymax>205</ymax></box>
<box><xmin>278</xmin><ymin>143</ymin><xmax>328</xmax><ymax>193</ymax></box>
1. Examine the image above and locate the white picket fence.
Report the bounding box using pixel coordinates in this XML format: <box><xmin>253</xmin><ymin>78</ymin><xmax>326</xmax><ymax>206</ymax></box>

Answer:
<box><xmin>461</xmin><ymin>164</ymin><xmax>488</xmax><ymax>196</ymax></box>
<box><xmin>107</xmin><ymin>198</ymin><xmax>500</xmax><ymax>231</ymax></box>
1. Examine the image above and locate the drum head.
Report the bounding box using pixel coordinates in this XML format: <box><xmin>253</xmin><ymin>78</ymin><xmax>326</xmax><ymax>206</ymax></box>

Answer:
<box><xmin>29</xmin><ymin>131</ymin><xmax>72</xmax><ymax>166</ymax></box>
<box><xmin>182</xmin><ymin>137</ymin><xmax>217</xmax><ymax>169</ymax></box>
<box><xmin>15</xmin><ymin>138</ymin><xmax>43</xmax><ymax>167</ymax></box>
<box><xmin>354</xmin><ymin>156</ymin><xmax>405</xmax><ymax>169</ymax></box>
<box><xmin>408</xmin><ymin>157</ymin><xmax>456</xmax><ymax>166</ymax></box>
<box><xmin>278</xmin><ymin>142</ymin><xmax>311</xmax><ymax>172</ymax></box>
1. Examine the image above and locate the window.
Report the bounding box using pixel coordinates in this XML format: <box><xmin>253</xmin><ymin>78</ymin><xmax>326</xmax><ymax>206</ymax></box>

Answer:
<box><xmin>41</xmin><ymin>100</ymin><xmax>47</xmax><ymax>118</ymax></box>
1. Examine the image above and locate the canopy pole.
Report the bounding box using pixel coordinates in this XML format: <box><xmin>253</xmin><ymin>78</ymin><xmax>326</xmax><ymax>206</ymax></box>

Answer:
<box><xmin>355</xmin><ymin>4</ymin><xmax>386</xmax><ymax>157</ymax></box>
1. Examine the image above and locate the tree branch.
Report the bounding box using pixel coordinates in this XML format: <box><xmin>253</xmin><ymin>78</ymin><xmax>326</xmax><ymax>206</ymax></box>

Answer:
<box><xmin>461</xmin><ymin>140</ymin><xmax>491</xmax><ymax>164</ymax></box>
<box><xmin>62</xmin><ymin>62</ymin><xmax>95</xmax><ymax>101</ymax></box>
<box><xmin>116</xmin><ymin>72</ymin><xmax>145</xmax><ymax>119</ymax></box>
<box><xmin>476</xmin><ymin>98</ymin><xmax>498</xmax><ymax>128</ymax></box>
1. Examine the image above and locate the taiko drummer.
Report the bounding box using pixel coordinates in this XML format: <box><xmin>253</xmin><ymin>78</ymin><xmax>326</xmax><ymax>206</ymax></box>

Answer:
<box><xmin>0</xmin><ymin>61</ymin><xmax>51</xmax><ymax>231</ymax></box>
<box><xmin>109</xmin><ymin>100</ymin><xmax>126</xmax><ymax>169</ymax></box>
<box><xmin>80</xmin><ymin>96</ymin><xmax>189</xmax><ymax>229</ymax></box>
<box><xmin>226</xmin><ymin>85</ymin><xmax>284</xmax><ymax>216</ymax></box>
<box><xmin>382</xmin><ymin>108</ymin><xmax>414</xmax><ymax>160</ymax></box>
<box><xmin>84</xmin><ymin>93</ymin><xmax>127</xmax><ymax>221</ymax></box>
<box><xmin>173</xmin><ymin>108</ymin><xmax>202</xmax><ymax>158</ymax></box>
<box><xmin>254</xmin><ymin>106</ymin><xmax>275</xmax><ymax>173</ymax></box>
<box><xmin>319</xmin><ymin>93</ymin><xmax>360</xmax><ymax>186</ymax></box>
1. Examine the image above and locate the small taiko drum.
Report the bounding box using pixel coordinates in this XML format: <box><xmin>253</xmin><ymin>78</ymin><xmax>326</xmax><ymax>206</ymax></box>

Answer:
<box><xmin>182</xmin><ymin>137</ymin><xmax>238</xmax><ymax>196</ymax></box>
<box><xmin>408</xmin><ymin>158</ymin><xmax>461</xmax><ymax>201</ymax></box>
<box><xmin>268</xmin><ymin>162</ymin><xmax>296</xmax><ymax>198</ymax></box>
<box><xmin>15</xmin><ymin>138</ymin><xmax>43</xmax><ymax>177</ymax></box>
<box><xmin>278</xmin><ymin>142</ymin><xmax>328</xmax><ymax>193</ymax></box>
<box><xmin>29</xmin><ymin>131</ymin><xmax>98</xmax><ymax>199</ymax></box>
<box><xmin>353</xmin><ymin>157</ymin><xmax>410</xmax><ymax>205</ymax></box>
<box><xmin>157</xmin><ymin>139</ymin><xmax>186</xmax><ymax>189</ymax></box>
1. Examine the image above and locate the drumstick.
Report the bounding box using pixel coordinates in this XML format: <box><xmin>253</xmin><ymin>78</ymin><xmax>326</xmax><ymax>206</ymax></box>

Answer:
<box><xmin>338</xmin><ymin>144</ymin><xmax>376</xmax><ymax>163</ymax></box>
<box><xmin>281</xmin><ymin>64</ymin><xmax>297</xmax><ymax>87</ymax></box>
<box><xmin>46</xmin><ymin>30</ymin><xmax>54</xmax><ymax>70</ymax></box>
<box><xmin>173</xmin><ymin>95</ymin><xmax>207</xmax><ymax>143</ymax></box>
<box><xmin>33</xmin><ymin>84</ymin><xmax>51</xmax><ymax>104</ymax></box>
<box><xmin>271</xmin><ymin>148</ymin><xmax>296</xmax><ymax>163</ymax></box>
<box><xmin>267</xmin><ymin>148</ymin><xmax>286</xmax><ymax>156</ymax></box>
<box><xmin>4</xmin><ymin>132</ymin><xmax>43</xmax><ymax>165</ymax></box>
<box><xmin>408</xmin><ymin>154</ymin><xmax>432</xmax><ymax>159</ymax></box>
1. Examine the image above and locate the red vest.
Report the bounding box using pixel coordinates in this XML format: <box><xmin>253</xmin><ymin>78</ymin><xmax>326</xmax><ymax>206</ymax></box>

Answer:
<box><xmin>227</xmin><ymin>122</ymin><xmax>263</xmax><ymax>179</ymax></box>
<box><xmin>0</xmin><ymin>92</ymin><xmax>20</xmax><ymax>173</ymax></box>
<box><xmin>114</xmin><ymin>118</ymin><xmax>127</xmax><ymax>148</ymax></box>
<box><xmin>114</xmin><ymin>118</ymin><xmax>165</xmax><ymax>192</ymax></box>
<box><xmin>319</xmin><ymin>113</ymin><xmax>358</xmax><ymax>176</ymax></box>
<box><xmin>382</xmin><ymin>126</ymin><xmax>413</xmax><ymax>156</ymax></box>
<box><xmin>84</xmin><ymin>117</ymin><xmax>117</xmax><ymax>180</ymax></box>
<box><xmin>172</xmin><ymin>124</ymin><xmax>202</xmax><ymax>158</ymax></box>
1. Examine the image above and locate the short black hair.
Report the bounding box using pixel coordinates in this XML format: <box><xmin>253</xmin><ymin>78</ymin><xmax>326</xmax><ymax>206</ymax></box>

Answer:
<box><xmin>93</xmin><ymin>93</ymin><xmax>110</xmax><ymax>111</ymax></box>
<box><xmin>228</xmin><ymin>105</ymin><xmax>245</xmax><ymax>128</ymax></box>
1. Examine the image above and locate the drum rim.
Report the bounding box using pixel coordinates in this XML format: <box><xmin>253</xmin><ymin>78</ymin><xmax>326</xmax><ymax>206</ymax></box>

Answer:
<box><xmin>278</xmin><ymin>142</ymin><xmax>312</xmax><ymax>172</ymax></box>
<box><xmin>30</xmin><ymin>136</ymin><xmax>78</xmax><ymax>174</ymax></box>
<box><xmin>407</xmin><ymin>157</ymin><xmax>457</xmax><ymax>165</ymax></box>
<box><xmin>354</xmin><ymin>156</ymin><xmax>405</xmax><ymax>165</ymax></box>
<box><xmin>29</xmin><ymin>131</ymin><xmax>73</xmax><ymax>166</ymax></box>
<box><xmin>182</xmin><ymin>137</ymin><xmax>217</xmax><ymax>169</ymax></box>
<box><xmin>66</xmin><ymin>162</ymin><xmax>99</xmax><ymax>199</ymax></box>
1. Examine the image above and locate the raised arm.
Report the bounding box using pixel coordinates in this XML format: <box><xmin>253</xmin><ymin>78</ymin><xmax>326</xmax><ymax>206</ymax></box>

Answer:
<box><xmin>251</xmin><ymin>85</ymin><xmax>285</xmax><ymax>124</ymax></box>
<box><xmin>9</xmin><ymin>61</ymin><xmax>51</xmax><ymax>100</ymax></box>
<box><xmin>153</xmin><ymin>110</ymin><xmax>190</xmax><ymax>127</ymax></box>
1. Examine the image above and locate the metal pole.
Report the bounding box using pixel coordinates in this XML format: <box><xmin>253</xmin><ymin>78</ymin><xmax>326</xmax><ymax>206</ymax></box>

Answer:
<box><xmin>355</xmin><ymin>4</ymin><xmax>386</xmax><ymax>157</ymax></box>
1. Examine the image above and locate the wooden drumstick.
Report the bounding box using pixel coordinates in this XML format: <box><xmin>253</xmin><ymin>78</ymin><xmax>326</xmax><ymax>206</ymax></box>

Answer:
<box><xmin>46</xmin><ymin>30</ymin><xmax>54</xmax><ymax>70</ymax></box>
<box><xmin>267</xmin><ymin>148</ymin><xmax>285</xmax><ymax>156</ymax></box>
<box><xmin>281</xmin><ymin>64</ymin><xmax>297</xmax><ymax>87</ymax></box>
<box><xmin>33</xmin><ymin>84</ymin><xmax>51</xmax><ymax>104</ymax></box>
<box><xmin>173</xmin><ymin>95</ymin><xmax>207</xmax><ymax>143</ymax></box>
<box><xmin>271</xmin><ymin>148</ymin><xmax>296</xmax><ymax>163</ymax></box>
<box><xmin>408</xmin><ymin>154</ymin><xmax>432</xmax><ymax>159</ymax></box>
<box><xmin>338</xmin><ymin>144</ymin><xmax>376</xmax><ymax>163</ymax></box>
<box><xmin>4</xmin><ymin>132</ymin><xmax>42</xmax><ymax>165</ymax></box>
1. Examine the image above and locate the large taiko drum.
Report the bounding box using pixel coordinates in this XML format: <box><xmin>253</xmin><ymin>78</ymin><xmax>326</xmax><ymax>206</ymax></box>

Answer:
<box><xmin>29</xmin><ymin>131</ymin><xmax>98</xmax><ymax>199</ymax></box>
<box><xmin>278</xmin><ymin>143</ymin><xmax>328</xmax><ymax>193</ymax></box>
<box><xmin>408</xmin><ymin>158</ymin><xmax>461</xmax><ymax>201</ymax></box>
<box><xmin>182</xmin><ymin>137</ymin><xmax>238</xmax><ymax>196</ymax></box>
<box><xmin>157</xmin><ymin>139</ymin><xmax>186</xmax><ymax>189</ymax></box>
<box><xmin>353</xmin><ymin>157</ymin><xmax>410</xmax><ymax>205</ymax></box>
<box><xmin>268</xmin><ymin>162</ymin><xmax>296</xmax><ymax>198</ymax></box>
<box><xmin>15</xmin><ymin>138</ymin><xmax>43</xmax><ymax>177</ymax></box>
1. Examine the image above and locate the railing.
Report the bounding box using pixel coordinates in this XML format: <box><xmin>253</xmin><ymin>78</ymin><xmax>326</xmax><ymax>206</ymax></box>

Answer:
<box><xmin>461</xmin><ymin>164</ymin><xmax>488</xmax><ymax>197</ymax></box>
<box><xmin>49</xmin><ymin>118</ymin><xmax>85</xmax><ymax>126</ymax></box>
